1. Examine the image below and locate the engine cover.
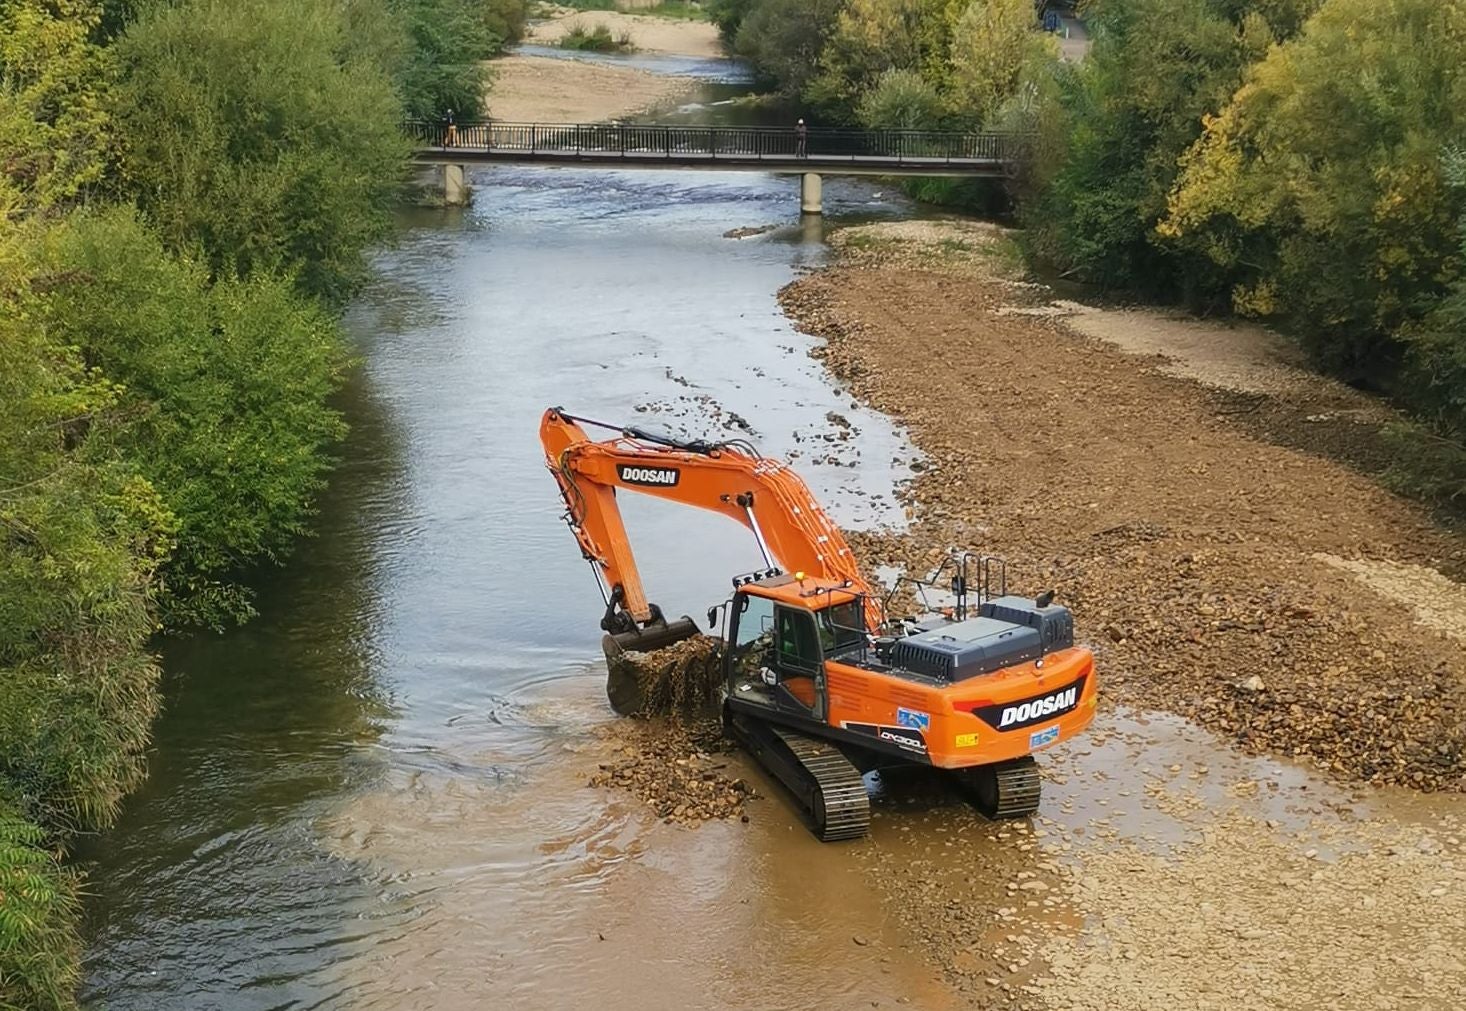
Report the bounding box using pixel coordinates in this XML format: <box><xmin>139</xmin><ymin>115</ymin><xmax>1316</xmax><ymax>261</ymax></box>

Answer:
<box><xmin>889</xmin><ymin>596</ymin><xmax>1075</xmax><ymax>682</ymax></box>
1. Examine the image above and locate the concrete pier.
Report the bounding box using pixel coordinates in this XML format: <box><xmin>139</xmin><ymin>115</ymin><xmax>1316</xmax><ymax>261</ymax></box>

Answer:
<box><xmin>442</xmin><ymin>163</ymin><xmax>468</xmax><ymax>206</ymax></box>
<box><xmin>800</xmin><ymin>172</ymin><xmax>822</xmax><ymax>215</ymax></box>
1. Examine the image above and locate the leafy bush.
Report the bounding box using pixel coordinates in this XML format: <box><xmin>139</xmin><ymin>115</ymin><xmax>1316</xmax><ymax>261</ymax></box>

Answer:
<box><xmin>731</xmin><ymin>0</ymin><xmax>842</xmax><ymax>98</ymax></box>
<box><xmin>1020</xmin><ymin>0</ymin><xmax>1317</xmax><ymax>296</ymax></box>
<box><xmin>0</xmin><ymin>807</ymin><xmax>79</xmax><ymax>1011</ymax></box>
<box><xmin>387</xmin><ymin>0</ymin><xmax>523</xmax><ymax>121</ymax></box>
<box><xmin>947</xmin><ymin>0</ymin><xmax>1057</xmax><ymax>126</ymax></box>
<box><xmin>1160</xmin><ymin>0</ymin><xmax>1466</xmax><ymax>380</ymax></box>
<box><xmin>558</xmin><ymin>23</ymin><xmax>637</xmax><ymax>52</ymax></box>
<box><xmin>111</xmin><ymin>0</ymin><xmax>410</xmax><ymax>303</ymax></box>
<box><xmin>857</xmin><ymin>68</ymin><xmax>943</xmax><ymax>130</ymax></box>
<box><xmin>36</xmin><ymin>209</ymin><xmax>349</xmax><ymax>628</ymax></box>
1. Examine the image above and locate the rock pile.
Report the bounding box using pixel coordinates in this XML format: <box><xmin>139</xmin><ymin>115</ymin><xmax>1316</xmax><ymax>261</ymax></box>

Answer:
<box><xmin>589</xmin><ymin>717</ymin><xmax>756</xmax><ymax>825</ymax></box>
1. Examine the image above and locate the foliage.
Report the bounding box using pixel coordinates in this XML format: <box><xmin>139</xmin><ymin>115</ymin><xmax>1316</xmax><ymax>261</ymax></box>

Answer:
<box><xmin>724</xmin><ymin>0</ymin><xmax>1058</xmax><ymax>137</ymax></box>
<box><xmin>558</xmin><ymin>22</ymin><xmax>636</xmax><ymax>52</ymax></box>
<box><xmin>0</xmin><ymin>256</ymin><xmax>167</xmax><ymax>838</ymax></box>
<box><xmin>386</xmin><ymin>0</ymin><xmax>522</xmax><ymax>121</ymax></box>
<box><xmin>480</xmin><ymin>0</ymin><xmax>529</xmax><ymax>45</ymax></box>
<box><xmin>856</xmin><ymin>68</ymin><xmax>943</xmax><ymax>130</ymax></box>
<box><xmin>1160</xmin><ymin>0</ymin><xmax>1466</xmax><ymax>378</ymax></box>
<box><xmin>1382</xmin><ymin>151</ymin><xmax>1466</xmax><ymax>501</ymax></box>
<box><xmin>0</xmin><ymin>0</ymin><xmax>114</xmax><ymax>214</ymax></box>
<box><xmin>35</xmin><ymin>208</ymin><xmax>349</xmax><ymax>629</ymax></box>
<box><xmin>706</xmin><ymin>0</ymin><xmax>753</xmax><ymax>38</ymax></box>
<box><xmin>110</xmin><ymin>0</ymin><xmax>410</xmax><ymax>303</ymax></box>
<box><xmin>947</xmin><ymin>0</ymin><xmax>1057</xmax><ymax>126</ymax></box>
<box><xmin>808</xmin><ymin>0</ymin><xmax>956</xmax><ymax>115</ymax></box>
<box><xmin>731</xmin><ymin>0</ymin><xmax>843</xmax><ymax>97</ymax></box>
<box><xmin>1020</xmin><ymin>0</ymin><xmax>1318</xmax><ymax>296</ymax></box>
<box><xmin>0</xmin><ymin>806</ymin><xmax>78</xmax><ymax>1011</ymax></box>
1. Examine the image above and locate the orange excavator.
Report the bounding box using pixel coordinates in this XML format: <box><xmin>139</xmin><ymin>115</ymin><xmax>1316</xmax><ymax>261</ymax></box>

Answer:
<box><xmin>541</xmin><ymin>407</ymin><xmax>1097</xmax><ymax>840</ymax></box>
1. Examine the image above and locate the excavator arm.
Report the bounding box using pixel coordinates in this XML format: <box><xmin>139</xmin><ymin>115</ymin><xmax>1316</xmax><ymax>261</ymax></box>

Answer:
<box><xmin>540</xmin><ymin>407</ymin><xmax>880</xmax><ymax>636</ymax></box>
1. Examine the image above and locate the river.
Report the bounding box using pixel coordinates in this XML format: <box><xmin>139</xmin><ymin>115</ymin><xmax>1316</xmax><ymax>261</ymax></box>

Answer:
<box><xmin>76</xmin><ymin>61</ymin><xmax>968</xmax><ymax>1009</ymax></box>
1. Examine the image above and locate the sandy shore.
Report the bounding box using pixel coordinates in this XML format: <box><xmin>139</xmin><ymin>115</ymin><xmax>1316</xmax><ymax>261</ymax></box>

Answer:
<box><xmin>485</xmin><ymin>11</ymin><xmax>725</xmax><ymax>122</ymax></box>
<box><xmin>485</xmin><ymin>54</ymin><xmax>695</xmax><ymax>122</ymax></box>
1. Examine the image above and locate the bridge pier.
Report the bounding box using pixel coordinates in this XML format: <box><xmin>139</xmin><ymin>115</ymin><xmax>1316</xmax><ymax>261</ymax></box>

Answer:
<box><xmin>800</xmin><ymin>172</ymin><xmax>822</xmax><ymax>215</ymax></box>
<box><xmin>442</xmin><ymin>163</ymin><xmax>469</xmax><ymax>206</ymax></box>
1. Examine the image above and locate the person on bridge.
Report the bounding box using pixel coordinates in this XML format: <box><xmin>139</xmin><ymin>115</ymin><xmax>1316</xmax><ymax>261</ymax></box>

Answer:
<box><xmin>796</xmin><ymin>119</ymin><xmax>807</xmax><ymax>159</ymax></box>
<box><xmin>444</xmin><ymin>107</ymin><xmax>457</xmax><ymax>148</ymax></box>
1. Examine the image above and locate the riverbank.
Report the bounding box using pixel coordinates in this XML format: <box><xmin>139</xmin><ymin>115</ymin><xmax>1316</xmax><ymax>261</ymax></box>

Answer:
<box><xmin>485</xmin><ymin>11</ymin><xmax>724</xmax><ymax>121</ymax></box>
<box><xmin>775</xmin><ymin>219</ymin><xmax>1466</xmax><ymax>1008</ymax></box>
<box><xmin>784</xmin><ymin>219</ymin><xmax>1466</xmax><ymax>794</ymax></box>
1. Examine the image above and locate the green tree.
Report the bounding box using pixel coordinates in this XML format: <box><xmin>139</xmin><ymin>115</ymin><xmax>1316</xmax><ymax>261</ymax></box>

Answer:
<box><xmin>732</xmin><ymin>0</ymin><xmax>843</xmax><ymax>97</ymax></box>
<box><xmin>857</xmin><ymin>67</ymin><xmax>944</xmax><ymax>129</ymax></box>
<box><xmin>0</xmin><ymin>0</ymin><xmax>113</xmax><ymax>214</ymax></box>
<box><xmin>1022</xmin><ymin>0</ymin><xmax>1319</xmax><ymax>296</ymax></box>
<box><xmin>35</xmin><ymin>208</ymin><xmax>349</xmax><ymax>627</ymax></box>
<box><xmin>1161</xmin><ymin>0</ymin><xmax>1466</xmax><ymax>377</ymax></box>
<box><xmin>0</xmin><ymin>808</ymin><xmax>79</xmax><ymax>1011</ymax></box>
<box><xmin>809</xmin><ymin>0</ymin><xmax>955</xmax><ymax>116</ymax></box>
<box><xmin>110</xmin><ymin>0</ymin><xmax>410</xmax><ymax>303</ymax></box>
<box><xmin>387</xmin><ymin>0</ymin><xmax>496</xmax><ymax>120</ymax></box>
<box><xmin>947</xmin><ymin>0</ymin><xmax>1056</xmax><ymax>126</ymax></box>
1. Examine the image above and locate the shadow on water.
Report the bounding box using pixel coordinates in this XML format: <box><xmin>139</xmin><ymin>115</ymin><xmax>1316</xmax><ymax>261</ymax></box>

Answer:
<box><xmin>78</xmin><ymin>366</ymin><xmax>411</xmax><ymax>1010</ymax></box>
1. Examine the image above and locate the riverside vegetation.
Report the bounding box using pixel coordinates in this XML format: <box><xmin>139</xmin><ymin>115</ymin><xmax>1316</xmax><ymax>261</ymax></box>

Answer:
<box><xmin>713</xmin><ymin>0</ymin><xmax>1466</xmax><ymax>503</ymax></box>
<box><xmin>0</xmin><ymin>0</ymin><xmax>522</xmax><ymax>1005</ymax></box>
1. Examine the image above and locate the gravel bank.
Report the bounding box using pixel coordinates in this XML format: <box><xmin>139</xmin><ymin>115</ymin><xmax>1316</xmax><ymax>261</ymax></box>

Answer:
<box><xmin>779</xmin><ymin>220</ymin><xmax>1466</xmax><ymax>795</ymax></box>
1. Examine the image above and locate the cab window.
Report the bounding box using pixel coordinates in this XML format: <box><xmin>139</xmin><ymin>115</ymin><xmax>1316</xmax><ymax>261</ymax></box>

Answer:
<box><xmin>775</xmin><ymin>607</ymin><xmax>822</xmax><ymax>674</ymax></box>
<box><xmin>818</xmin><ymin>599</ymin><xmax>865</xmax><ymax>653</ymax></box>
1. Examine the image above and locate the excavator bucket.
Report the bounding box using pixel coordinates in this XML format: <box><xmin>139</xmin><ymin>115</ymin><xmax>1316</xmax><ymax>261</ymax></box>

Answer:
<box><xmin>601</xmin><ymin>616</ymin><xmax>702</xmax><ymax>715</ymax></box>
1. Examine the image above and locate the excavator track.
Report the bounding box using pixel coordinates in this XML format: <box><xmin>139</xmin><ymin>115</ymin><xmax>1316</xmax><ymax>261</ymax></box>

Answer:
<box><xmin>729</xmin><ymin>716</ymin><xmax>870</xmax><ymax>842</ymax></box>
<box><xmin>959</xmin><ymin>756</ymin><xmax>1042</xmax><ymax>820</ymax></box>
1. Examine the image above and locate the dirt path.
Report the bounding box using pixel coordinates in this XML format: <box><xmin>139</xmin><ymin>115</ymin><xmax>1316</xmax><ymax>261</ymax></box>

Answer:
<box><xmin>771</xmin><ymin>219</ymin><xmax>1466</xmax><ymax>1008</ymax></box>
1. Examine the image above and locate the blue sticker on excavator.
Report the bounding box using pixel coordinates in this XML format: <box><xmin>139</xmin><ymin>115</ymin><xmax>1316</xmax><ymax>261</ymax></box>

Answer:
<box><xmin>896</xmin><ymin>707</ymin><xmax>930</xmax><ymax>731</ymax></box>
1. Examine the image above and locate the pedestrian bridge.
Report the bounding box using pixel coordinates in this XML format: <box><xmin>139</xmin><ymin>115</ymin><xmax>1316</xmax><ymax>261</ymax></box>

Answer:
<box><xmin>406</xmin><ymin>121</ymin><xmax>1023</xmax><ymax>211</ymax></box>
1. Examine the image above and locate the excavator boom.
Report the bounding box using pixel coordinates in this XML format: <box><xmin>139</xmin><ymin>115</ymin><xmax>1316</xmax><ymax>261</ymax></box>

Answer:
<box><xmin>540</xmin><ymin>407</ymin><xmax>880</xmax><ymax>634</ymax></box>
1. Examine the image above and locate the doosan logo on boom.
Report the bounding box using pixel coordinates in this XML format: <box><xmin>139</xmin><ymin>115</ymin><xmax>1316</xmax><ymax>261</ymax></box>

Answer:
<box><xmin>617</xmin><ymin>465</ymin><xmax>680</xmax><ymax>487</ymax></box>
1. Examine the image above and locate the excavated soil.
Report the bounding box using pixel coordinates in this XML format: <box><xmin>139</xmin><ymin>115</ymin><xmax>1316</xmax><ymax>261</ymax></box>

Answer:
<box><xmin>780</xmin><ymin>223</ymin><xmax>1466</xmax><ymax>796</ymax></box>
<box><xmin>589</xmin><ymin>717</ymin><xmax>756</xmax><ymax>825</ymax></box>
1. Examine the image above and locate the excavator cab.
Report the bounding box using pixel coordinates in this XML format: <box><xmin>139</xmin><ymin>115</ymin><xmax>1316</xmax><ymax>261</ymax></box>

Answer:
<box><xmin>719</xmin><ymin>573</ymin><xmax>872</xmax><ymax>723</ymax></box>
<box><xmin>725</xmin><ymin>581</ymin><xmax>825</xmax><ymax>719</ymax></box>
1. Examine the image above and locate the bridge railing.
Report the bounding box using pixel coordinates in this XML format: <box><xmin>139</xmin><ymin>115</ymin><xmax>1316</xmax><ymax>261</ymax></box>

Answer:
<box><xmin>405</xmin><ymin>121</ymin><xmax>1019</xmax><ymax>164</ymax></box>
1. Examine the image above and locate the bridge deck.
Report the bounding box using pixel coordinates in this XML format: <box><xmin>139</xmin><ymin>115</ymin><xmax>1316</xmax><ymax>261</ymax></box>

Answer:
<box><xmin>407</xmin><ymin>122</ymin><xmax>1021</xmax><ymax>178</ymax></box>
<box><xmin>413</xmin><ymin>147</ymin><xmax>1010</xmax><ymax>177</ymax></box>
